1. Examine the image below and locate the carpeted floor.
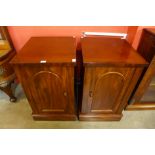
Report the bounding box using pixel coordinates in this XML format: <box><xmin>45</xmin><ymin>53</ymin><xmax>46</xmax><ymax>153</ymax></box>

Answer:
<box><xmin>0</xmin><ymin>84</ymin><xmax>155</xmax><ymax>129</ymax></box>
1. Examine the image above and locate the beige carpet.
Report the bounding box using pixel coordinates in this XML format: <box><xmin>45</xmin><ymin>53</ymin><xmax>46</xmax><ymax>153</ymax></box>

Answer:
<box><xmin>0</xmin><ymin>84</ymin><xmax>155</xmax><ymax>129</ymax></box>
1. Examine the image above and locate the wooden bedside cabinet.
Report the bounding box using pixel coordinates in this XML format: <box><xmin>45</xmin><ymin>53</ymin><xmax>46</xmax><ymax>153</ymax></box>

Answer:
<box><xmin>11</xmin><ymin>37</ymin><xmax>77</xmax><ymax>120</ymax></box>
<box><xmin>79</xmin><ymin>37</ymin><xmax>148</xmax><ymax>121</ymax></box>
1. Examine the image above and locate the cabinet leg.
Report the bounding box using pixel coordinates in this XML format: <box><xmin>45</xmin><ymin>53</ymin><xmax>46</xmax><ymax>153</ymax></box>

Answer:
<box><xmin>0</xmin><ymin>82</ymin><xmax>17</xmax><ymax>102</ymax></box>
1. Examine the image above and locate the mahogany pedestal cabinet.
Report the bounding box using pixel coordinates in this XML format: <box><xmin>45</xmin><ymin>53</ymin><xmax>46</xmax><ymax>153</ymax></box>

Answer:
<box><xmin>11</xmin><ymin>37</ymin><xmax>77</xmax><ymax>120</ymax></box>
<box><xmin>79</xmin><ymin>37</ymin><xmax>148</xmax><ymax>121</ymax></box>
<box><xmin>126</xmin><ymin>29</ymin><xmax>155</xmax><ymax>110</ymax></box>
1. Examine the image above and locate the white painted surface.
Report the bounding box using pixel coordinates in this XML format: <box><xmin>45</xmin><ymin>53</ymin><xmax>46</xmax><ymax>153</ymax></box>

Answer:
<box><xmin>83</xmin><ymin>32</ymin><xmax>127</xmax><ymax>39</ymax></box>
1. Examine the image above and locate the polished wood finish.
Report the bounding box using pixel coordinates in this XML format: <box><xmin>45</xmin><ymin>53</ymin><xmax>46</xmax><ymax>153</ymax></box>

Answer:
<box><xmin>11</xmin><ymin>37</ymin><xmax>77</xmax><ymax>120</ymax></box>
<box><xmin>126</xmin><ymin>29</ymin><xmax>155</xmax><ymax>110</ymax></box>
<box><xmin>126</xmin><ymin>103</ymin><xmax>155</xmax><ymax>110</ymax></box>
<box><xmin>0</xmin><ymin>26</ymin><xmax>16</xmax><ymax>102</ymax></box>
<box><xmin>81</xmin><ymin>37</ymin><xmax>147</xmax><ymax>67</ymax></box>
<box><xmin>11</xmin><ymin>37</ymin><xmax>76</xmax><ymax>64</ymax></box>
<box><xmin>81</xmin><ymin>67</ymin><xmax>134</xmax><ymax>113</ymax></box>
<box><xmin>80</xmin><ymin>37</ymin><xmax>148</xmax><ymax>121</ymax></box>
<box><xmin>79</xmin><ymin>113</ymin><xmax>122</xmax><ymax>121</ymax></box>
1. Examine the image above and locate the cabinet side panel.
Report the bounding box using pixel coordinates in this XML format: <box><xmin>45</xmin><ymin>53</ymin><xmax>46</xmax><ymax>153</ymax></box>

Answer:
<box><xmin>66</xmin><ymin>66</ymin><xmax>76</xmax><ymax>115</ymax></box>
<box><xmin>12</xmin><ymin>64</ymin><xmax>39</xmax><ymax>114</ymax></box>
<box><xmin>122</xmin><ymin>67</ymin><xmax>144</xmax><ymax>111</ymax></box>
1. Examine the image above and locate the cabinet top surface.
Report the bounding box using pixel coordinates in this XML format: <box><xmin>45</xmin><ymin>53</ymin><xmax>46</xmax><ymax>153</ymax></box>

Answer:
<box><xmin>11</xmin><ymin>37</ymin><xmax>76</xmax><ymax>64</ymax></box>
<box><xmin>81</xmin><ymin>37</ymin><xmax>148</xmax><ymax>66</ymax></box>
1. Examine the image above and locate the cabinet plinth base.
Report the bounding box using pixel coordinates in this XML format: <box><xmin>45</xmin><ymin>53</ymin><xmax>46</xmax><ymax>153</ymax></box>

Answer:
<box><xmin>126</xmin><ymin>103</ymin><xmax>155</xmax><ymax>110</ymax></box>
<box><xmin>79</xmin><ymin>113</ymin><xmax>122</xmax><ymax>121</ymax></box>
<box><xmin>32</xmin><ymin>114</ymin><xmax>77</xmax><ymax>121</ymax></box>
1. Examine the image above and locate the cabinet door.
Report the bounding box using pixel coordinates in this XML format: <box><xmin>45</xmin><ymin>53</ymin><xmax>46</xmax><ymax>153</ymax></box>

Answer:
<box><xmin>15</xmin><ymin>64</ymin><xmax>75</xmax><ymax>115</ymax></box>
<box><xmin>81</xmin><ymin>67</ymin><xmax>135</xmax><ymax>114</ymax></box>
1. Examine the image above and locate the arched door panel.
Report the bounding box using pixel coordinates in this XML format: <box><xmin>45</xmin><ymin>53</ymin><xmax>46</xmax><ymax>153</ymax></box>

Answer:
<box><xmin>81</xmin><ymin>67</ymin><xmax>134</xmax><ymax>114</ymax></box>
<box><xmin>29</xmin><ymin>71</ymin><xmax>67</xmax><ymax>113</ymax></box>
<box><xmin>91</xmin><ymin>72</ymin><xmax>125</xmax><ymax>113</ymax></box>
